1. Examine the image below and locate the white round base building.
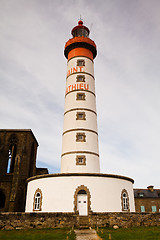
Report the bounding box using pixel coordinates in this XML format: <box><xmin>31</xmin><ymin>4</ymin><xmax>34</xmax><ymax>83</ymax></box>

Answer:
<box><xmin>25</xmin><ymin>20</ymin><xmax>135</xmax><ymax>214</ymax></box>
<box><xmin>25</xmin><ymin>173</ymin><xmax>135</xmax><ymax>214</ymax></box>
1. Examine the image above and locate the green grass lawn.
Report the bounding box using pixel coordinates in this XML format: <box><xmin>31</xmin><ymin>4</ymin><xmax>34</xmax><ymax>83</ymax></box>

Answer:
<box><xmin>97</xmin><ymin>226</ymin><xmax>160</xmax><ymax>240</ymax></box>
<box><xmin>1</xmin><ymin>226</ymin><xmax>160</xmax><ymax>240</ymax></box>
<box><xmin>0</xmin><ymin>228</ymin><xmax>76</xmax><ymax>240</ymax></box>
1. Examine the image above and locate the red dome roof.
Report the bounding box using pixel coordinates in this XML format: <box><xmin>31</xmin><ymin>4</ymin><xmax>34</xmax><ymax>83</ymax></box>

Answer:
<box><xmin>78</xmin><ymin>20</ymin><xmax>83</xmax><ymax>25</ymax></box>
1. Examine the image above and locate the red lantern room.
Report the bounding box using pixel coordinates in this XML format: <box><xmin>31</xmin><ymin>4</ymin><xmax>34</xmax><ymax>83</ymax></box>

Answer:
<box><xmin>64</xmin><ymin>20</ymin><xmax>97</xmax><ymax>61</ymax></box>
<box><xmin>71</xmin><ymin>20</ymin><xmax>90</xmax><ymax>37</ymax></box>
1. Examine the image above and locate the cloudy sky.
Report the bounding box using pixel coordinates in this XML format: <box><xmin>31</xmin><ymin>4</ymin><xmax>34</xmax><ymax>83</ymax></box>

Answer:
<box><xmin>0</xmin><ymin>0</ymin><xmax>160</xmax><ymax>188</ymax></box>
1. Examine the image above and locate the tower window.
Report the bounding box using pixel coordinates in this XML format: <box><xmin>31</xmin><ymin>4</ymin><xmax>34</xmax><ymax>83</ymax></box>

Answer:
<box><xmin>76</xmin><ymin>93</ymin><xmax>85</xmax><ymax>100</ymax></box>
<box><xmin>77</xmin><ymin>59</ymin><xmax>85</xmax><ymax>66</ymax></box>
<box><xmin>76</xmin><ymin>133</ymin><xmax>86</xmax><ymax>142</ymax></box>
<box><xmin>76</xmin><ymin>112</ymin><xmax>86</xmax><ymax>120</ymax></box>
<box><xmin>33</xmin><ymin>188</ymin><xmax>42</xmax><ymax>211</ymax></box>
<box><xmin>76</xmin><ymin>75</ymin><xmax>85</xmax><ymax>82</ymax></box>
<box><xmin>121</xmin><ymin>189</ymin><xmax>130</xmax><ymax>212</ymax></box>
<box><xmin>76</xmin><ymin>155</ymin><xmax>86</xmax><ymax>165</ymax></box>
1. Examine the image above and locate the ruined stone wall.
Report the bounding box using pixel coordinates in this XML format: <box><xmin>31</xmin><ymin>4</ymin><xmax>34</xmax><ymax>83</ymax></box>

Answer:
<box><xmin>0</xmin><ymin>212</ymin><xmax>160</xmax><ymax>230</ymax></box>
<box><xmin>0</xmin><ymin>130</ymin><xmax>39</xmax><ymax>212</ymax></box>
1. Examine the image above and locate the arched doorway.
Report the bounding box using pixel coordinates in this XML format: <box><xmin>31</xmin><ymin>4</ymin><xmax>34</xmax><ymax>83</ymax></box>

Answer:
<box><xmin>0</xmin><ymin>190</ymin><xmax>5</xmax><ymax>209</ymax></box>
<box><xmin>74</xmin><ymin>185</ymin><xmax>91</xmax><ymax>216</ymax></box>
<box><xmin>77</xmin><ymin>190</ymin><xmax>87</xmax><ymax>216</ymax></box>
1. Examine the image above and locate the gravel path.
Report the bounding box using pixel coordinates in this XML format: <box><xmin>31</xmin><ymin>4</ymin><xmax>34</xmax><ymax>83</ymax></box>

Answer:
<box><xmin>75</xmin><ymin>229</ymin><xmax>102</xmax><ymax>240</ymax></box>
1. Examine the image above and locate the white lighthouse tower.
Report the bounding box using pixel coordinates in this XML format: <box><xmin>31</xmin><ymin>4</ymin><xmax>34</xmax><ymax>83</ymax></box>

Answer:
<box><xmin>25</xmin><ymin>20</ymin><xmax>135</xmax><ymax>215</ymax></box>
<box><xmin>61</xmin><ymin>20</ymin><xmax>100</xmax><ymax>174</ymax></box>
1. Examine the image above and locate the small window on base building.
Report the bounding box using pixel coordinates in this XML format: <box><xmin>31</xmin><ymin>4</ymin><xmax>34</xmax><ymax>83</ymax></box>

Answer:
<box><xmin>152</xmin><ymin>206</ymin><xmax>157</xmax><ymax>212</ymax></box>
<box><xmin>140</xmin><ymin>206</ymin><xmax>145</xmax><ymax>212</ymax></box>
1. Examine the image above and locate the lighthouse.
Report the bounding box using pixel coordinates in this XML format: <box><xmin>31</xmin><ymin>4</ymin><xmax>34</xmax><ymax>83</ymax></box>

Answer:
<box><xmin>61</xmin><ymin>20</ymin><xmax>100</xmax><ymax>174</ymax></box>
<box><xmin>25</xmin><ymin>20</ymin><xmax>135</xmax><ymax>215</ymax></box>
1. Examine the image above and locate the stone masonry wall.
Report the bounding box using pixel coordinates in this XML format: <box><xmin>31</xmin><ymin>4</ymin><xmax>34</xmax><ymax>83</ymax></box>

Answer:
<box><xmin>0</xmin><ymin>212</ymin><xmax>160</xmax><ymax>230</ymax></box>
<box><xmin>0</xmin><ymin>213</ymin><xmax>77</xmax><ymax>230</ymax></box>
<box><xmin>90</xmin><ymin>212</ymin><xmax>160</xmax><ymax>228</ymax></box>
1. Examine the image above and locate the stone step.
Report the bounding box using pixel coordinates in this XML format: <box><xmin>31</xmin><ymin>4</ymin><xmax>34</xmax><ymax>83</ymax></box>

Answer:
<box><xmin>78</xmin><ymin>216</ymin><xmax>90</xmax><ymax>229</ymax></box>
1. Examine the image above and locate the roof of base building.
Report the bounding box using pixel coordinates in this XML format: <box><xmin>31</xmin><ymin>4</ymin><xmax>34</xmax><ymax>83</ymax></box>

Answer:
<box><xmin>134</xmin><ymin>186</ymin><xmax>160</xmax><ymax>198</ymax></box>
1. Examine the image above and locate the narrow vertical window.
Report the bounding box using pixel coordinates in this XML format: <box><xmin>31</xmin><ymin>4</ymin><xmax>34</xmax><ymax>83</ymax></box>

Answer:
<box><xmin>123</xmin><ymin>192</ymin><xmax>128</xmax><ymax>210</ymax></box>
<box><xmin>35</xmin><ymin>193</ymin><xmax>41</xmax><ymax>210</ymax></box>
<box><xmin>28</xmin><ymin>143</ymin><xmax>35</xmax><ymax>177</ymax></box>
<box><xmin>7</xmin><ymin>135</ymin><xmax>18</xmax><ymax>173</ymax></box>
<box><xmin>7</xmin><ymin>149</ymin><xmax>12</xmax><ymax>173</ymax></box>
<box><xmin>33</xmin><ymin>189</ymin><xmax>42</xmax><ymax>211</ymax></box>
<box><xmin>7</xmin><ymin>145</ymin><xmax>17</xmax><ymax>173</ymax></box>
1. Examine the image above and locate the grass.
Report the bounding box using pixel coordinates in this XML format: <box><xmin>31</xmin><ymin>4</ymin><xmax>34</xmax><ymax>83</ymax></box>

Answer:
<box><xmin>0</xmin><ymin>228</ymin><xmax>76</xmax><ymax>240</ymax></box>
<box><xmin>1</xmin><ymin>226</ymin><xmax>160</xmax><ymax>240</ymax></box>
<box><xmin>97</xmin><ymin>226</ymin><xmax>160</xmax><ymax>240</ymax></box>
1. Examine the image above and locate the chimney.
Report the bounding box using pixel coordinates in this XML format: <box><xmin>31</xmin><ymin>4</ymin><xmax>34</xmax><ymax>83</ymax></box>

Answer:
<box><xmin>147</xmin><ymin>185</ymin><xmax>154</xmax><ymax>192</ymax></box>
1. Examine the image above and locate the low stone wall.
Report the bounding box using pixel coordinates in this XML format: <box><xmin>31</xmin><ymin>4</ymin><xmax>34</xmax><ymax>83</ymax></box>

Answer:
<box><xmin>90</xmin><ymin>212</ymin><xmax>160</xmax><ymax>228</ymax></box>
<box><xmin>0</xmin><ymin>212</ymin><xmax>160</xmax><ymax>230</ymax></box>
<box><xmin>0</xmin><ymin>213</ymin><xmax>77</xmax><ymax>230</ymax></box>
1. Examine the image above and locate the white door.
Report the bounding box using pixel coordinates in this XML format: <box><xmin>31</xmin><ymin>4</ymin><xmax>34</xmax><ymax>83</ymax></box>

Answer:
<box><xmin>77</xmin><ymin>194</ymin><xmax>88</xmax><ymax>216</ymax></box>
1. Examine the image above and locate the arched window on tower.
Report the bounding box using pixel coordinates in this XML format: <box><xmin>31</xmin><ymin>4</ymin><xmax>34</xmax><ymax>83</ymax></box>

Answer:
<box><xmin>121</xmin><ymin>189</ymin><xmax>130</xmax><ymax>211</ymax></box>
<box><xmin>33</xmin><ymin>189</ymin><xmax>42</xmax><ymax>211</ymax></box>
<box><xmin>7</xmin><ymin>135</ymin><xmax>18</xmax><ymax>173</ymax></box>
